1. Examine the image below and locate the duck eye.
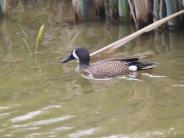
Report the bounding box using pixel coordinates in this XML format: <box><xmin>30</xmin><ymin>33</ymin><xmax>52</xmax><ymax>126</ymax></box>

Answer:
<box><xmin>72</xmin><ymin>49</ymin><xmax>79</xmax><ymax>60</ymax></box>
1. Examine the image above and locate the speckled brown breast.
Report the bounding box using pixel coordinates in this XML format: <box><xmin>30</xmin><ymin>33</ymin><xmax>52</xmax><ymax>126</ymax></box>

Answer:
<box><xmin>79</xmin><ymin>60</ymin><xmax>130</xmax><ymax>78</ymax></box>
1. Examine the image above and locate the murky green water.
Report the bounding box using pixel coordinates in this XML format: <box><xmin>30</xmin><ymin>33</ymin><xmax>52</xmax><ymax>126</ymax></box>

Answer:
<box><xmin>0</xmin><ymin>1</ymin><xmax>184</xmax><ymax>138</ymax></box>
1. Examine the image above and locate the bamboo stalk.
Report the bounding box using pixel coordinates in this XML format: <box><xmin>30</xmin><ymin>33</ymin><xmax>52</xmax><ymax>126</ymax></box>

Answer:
<box><xmin>153</xmin><ymin>0</ymin><xmax>160</xmax><ymax>22</ymax></box>
<box><xmin>118</xmin><ymin>0</ymin><xmax>129</xmax><ymax>22</ymax></box>
<box><xmin>72</xmin><ymin>0</ymin><xmax>80</xmax><ymax>23</ymax></box>
<box><xmin>0</xmin><ymin>0</ymin><xmax>6</xmax><ymax>15</ymax></box>
<box><xmin>90</xmin><ymin>10</ymin><xmax>184</xmax><ymax>57</ymax></box>
<box><xmin>104</xmin><ymin>0</ymin><xmax>118</xmax><ymax>21</ymax></box>
<box><xmin>132</xmin><ymin>0</ymin><xmax>151</xmax><ymax>28</ymax></box>
<box><xmin>165</xmin><ymin>0</ymin><xmax>178</xmax><ymax>27</ymax></box>
<box><xmin>80</xmin><ymin>0</ymin><xmax>88</xmax><ymax>18</ymax></box>
<box><xmin>104</xmin><ymin>0</ymin><xmax>111</xmax><ymax>21</ymax></box>
<box><xmin>159</xmin><ymin>0</ymin><xmax>164</xmax><ymax>19</ymax></box>
<box><xmin>94</xmin><ymin>0</ymin><xmax>105</xmax><ymax>19</ymax></box>
<box><xmin>109</xmin><ymin>0</ymin><xmax>118</xmax><ymax>20</ymax></box>
<box><xmin>128</xmin><ymin>0</ymin><xmax>138</xmax><ymax>28</ymax></box>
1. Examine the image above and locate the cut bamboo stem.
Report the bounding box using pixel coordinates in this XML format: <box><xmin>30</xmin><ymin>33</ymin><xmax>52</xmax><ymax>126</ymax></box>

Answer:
<box><xmin>90</xmin><ymin>10</ymin><xmax>184</xmax><ymax>57</ymax></box>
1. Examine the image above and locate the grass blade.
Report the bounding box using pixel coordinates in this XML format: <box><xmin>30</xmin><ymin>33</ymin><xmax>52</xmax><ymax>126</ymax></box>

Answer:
<box><xmin>35</xmin><ymin>24</ymin><xmax>45</xmax><ymax>53</ymax></box>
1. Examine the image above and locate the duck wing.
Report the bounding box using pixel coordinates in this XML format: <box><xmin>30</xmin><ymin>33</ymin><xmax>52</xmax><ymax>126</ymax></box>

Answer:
<box><xmin>90</xmin><ymin>58</ymin><xmax>139</xmax><ymax>66</ymax></box>
<box><xmin>109</xmin><ymin>58</ymin><xmax>140</xmax><ymax>62</ymax></box>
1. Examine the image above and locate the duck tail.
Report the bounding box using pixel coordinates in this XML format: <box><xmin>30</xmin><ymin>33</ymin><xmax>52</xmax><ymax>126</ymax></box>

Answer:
<box><xmin>137</xmin><ymin>62</ymin><xmax>158</xmax><ymax>70</ymax></box>
<box><xmin>128</xmin><ymin>61</ymin><xmax>158</xmax><ymax>71</ymax></box>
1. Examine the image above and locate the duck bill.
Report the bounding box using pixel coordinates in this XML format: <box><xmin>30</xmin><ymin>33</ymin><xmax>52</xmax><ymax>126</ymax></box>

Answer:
<box><xmin>60</xmin><ymin>55</ymin><xmax>74</xmax><ymax>63</ymax></box>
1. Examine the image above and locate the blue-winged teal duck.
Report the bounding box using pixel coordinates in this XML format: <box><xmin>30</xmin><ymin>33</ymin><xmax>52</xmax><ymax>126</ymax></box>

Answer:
<box><xmin>61</xmin><ymin>47</ymin><xmax>157</xmax><ymax>78</ymax></box>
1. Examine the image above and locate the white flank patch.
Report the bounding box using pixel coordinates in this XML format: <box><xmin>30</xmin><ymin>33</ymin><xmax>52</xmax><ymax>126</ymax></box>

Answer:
<box><xmin>72</xmin><ymin>49</ymin><xmax>79</xmax><ymax>60</ymax></box>
<box><xmin>128</xmin><ymin>65</ymin><xmax>137</xmax><ymax>71</ymax></box>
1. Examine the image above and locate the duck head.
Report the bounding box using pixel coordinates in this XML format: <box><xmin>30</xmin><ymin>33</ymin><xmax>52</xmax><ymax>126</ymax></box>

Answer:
<box><xmin>61</xmin><ymin>47</ymin><xmax>90</xmax><ymax>65</ymax></box>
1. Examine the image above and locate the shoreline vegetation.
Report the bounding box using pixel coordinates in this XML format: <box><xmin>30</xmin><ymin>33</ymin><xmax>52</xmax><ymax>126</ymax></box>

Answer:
<box><xmin>0</xmin><ymin>0</ymin><xmax>183</xmax><ymax>30</ymax></box>
<box><xmin>72</xmin><ymin>0</ymin><xmax>184</xmax><ymax>29</ymax></box>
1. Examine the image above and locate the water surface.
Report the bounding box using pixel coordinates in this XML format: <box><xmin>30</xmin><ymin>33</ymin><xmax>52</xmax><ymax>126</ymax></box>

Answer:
<box><xmin>0</xmin><ymin>1</ymin><xmax>184</xmax><ymax>138</ymax></box>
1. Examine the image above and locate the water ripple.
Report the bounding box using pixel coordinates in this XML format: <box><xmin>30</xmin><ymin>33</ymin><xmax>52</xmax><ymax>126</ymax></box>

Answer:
<box><xmin>10</xmin><ymin>105</ymin><xmax>62</xmax><ymax>123</ymax></box>
<box><xmin>0</xmin><ymin>106</ymin><xmax>10</xmax><ymax>111</ymax></box>
<box><xmin>26</xmin><ymin>131</ymin><xmax>55</xmax><ymax>138</ymax></box>
<box><xmin>12</xmin><ymin>115</ymin><xmax>74</xmax><ymax>129</ymax></box>
<box><xmin>101</xmin><ymin>128</ymin><xmax>176</xmax><ymax>138</ymax></box>
<box><xmin>32</xmin><ymin>115</ymin><xmax>75</xmax><ymax>126</ymax></box>
<box><xmin>11</xmin><ymin>111</ymin><xmax>42</xmax><ymax>123</ymax></box>
<box><xmin>11</xmin><ymin>127</ymin><xmax>40</xmax><ymax>133</ymax></box>
<box><xmin>172</xmin><ymin>84</ymin><xmax>184</xmax><ymax>87</ymax></box>
<box><xmin>142</xmin><ymin>73</ymin><xmax>166</xmax><ymax>78</ymax></box>
<box><xmin>53</xmin><ymin>126</ymin><xmax>74</xmax><ymax>131</ymax></box>
<box><xmin>68</xmin><ymin>128</ymin><xmax>96</xmax><ymax>138</ymax></box>
<box><xmin>0</xmin><ymin>112</ymin><xmax>11</xmax><ymax>118</ymax></box>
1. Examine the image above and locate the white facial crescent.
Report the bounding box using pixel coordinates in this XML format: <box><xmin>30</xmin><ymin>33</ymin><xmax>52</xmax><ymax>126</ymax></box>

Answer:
<box><xmin>72</xmin><ymin>49</ymin><xmax>79</xmax><ymax>60</ymax></box>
